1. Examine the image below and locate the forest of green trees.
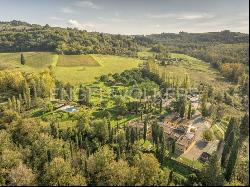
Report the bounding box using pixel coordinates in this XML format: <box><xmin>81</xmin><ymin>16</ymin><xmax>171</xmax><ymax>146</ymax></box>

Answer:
<box><xmin>0</xmin><ymin>21</ymin><xmax>144</xmax><ymax>56</ymax></box>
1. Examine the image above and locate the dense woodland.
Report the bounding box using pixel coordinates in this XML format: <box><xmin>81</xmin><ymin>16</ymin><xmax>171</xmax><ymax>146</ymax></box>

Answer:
<box><xmin>0</xmin><ymin>21</ymin><xmax>142</xmax><ymax>56</ymax></box>
<box><xmin>0</xmin><ymin>21</ymin><xmax>249</xmax><ymax>186</ymax></box>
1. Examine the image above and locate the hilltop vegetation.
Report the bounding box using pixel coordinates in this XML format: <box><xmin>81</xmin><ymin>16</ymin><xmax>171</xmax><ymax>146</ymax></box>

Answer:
<box><xmin>0</xmin><ymin>20</ymin><xmax>145</xmax><ymax>56</ymax></box>
<box><xmin>148</xmin><ymin>30</ymin><xmax>249</xmax><ymax>44</ymax></box>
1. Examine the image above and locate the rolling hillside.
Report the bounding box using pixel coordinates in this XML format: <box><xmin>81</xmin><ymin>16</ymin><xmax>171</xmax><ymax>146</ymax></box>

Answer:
<box><xmin>0</xmin><ymin>52</ymin><xmax>142</xmax><ymax>84</ymax></box>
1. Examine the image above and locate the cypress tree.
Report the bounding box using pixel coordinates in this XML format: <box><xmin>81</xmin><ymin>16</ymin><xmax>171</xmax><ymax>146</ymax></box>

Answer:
<box><xmin>225</xmin><ymin>140</ymin><xmax>239</xmax><ymax>181</ymax></box>
<box><xmin>75</xmin><ymin>134</ymin><xmax>79</xmax><ymax>148</ymax></box>
<box><xmin>240</xmin><ymin>113</ymin><xmax>249</xmax><ymax>141</ymax></box>
<box><xmin>30</xmin><ymin>79</ymin><xmax>37</xmax><ymax>98</ymax></box>
<box><xmin>110</xmin><ymin>128</ymin><xmax>113</xmax><ymax>144</ymax></box>
<box><xmin>159</xmin><ymin>126</ymin><xmax>164</xmax><ymax>144</ymax></box>
<box><xmin>159</xmin><ymin>98</ymin><xmax>163</xmax><ymax>113</ymax></box>
<box><xmin>16</xmin><ymin>99</ymin><xmax>21</xmax><ymax>114</ymax></box>
<box><xmin>201</xmin><ymin>154</ymin><xmax>224</xmax><ymax>186</ymax></box>
<box><xmin>11</xmin><ymin>96</ymin><xmax>17</xmax><ymax>111</ymax></box>
<box><xmin>117</xmin><ymin>146</ymin><xmax>121</xmax><ymax>161</ymax></box>
<box><xmin>221</xmin><ymin>131</ymin><xmax>235</xmax><ymax>168</ymax></box>
<box><xmin>69</xmin><ymin>141</ymin><xmax>73</xmax><ymax>158</ymax></box>
<box><xmin>18</xmin><ymin>94</ymin><xmax>22</xmax><ymax>102</ymax></box>
<box><xmin>47</xmin><ymin>149</ymin><xmax>52</xmax><ymax>163</ymax></box>
<box><xmin>52</xmin><ymin>123</ymin><xmax>59</xmax><ymax>138</ymax></box>
<box><xmin>171</xmin><ymin>140</ymin><xmax>176</xmax><ymax>154</ymax></box>
<box><xmin>221</xmin><ymin>117</ymin><xmax>240</xmax><ymax>169</ymax></box>
<box><xmin>8</xmin><ymin>98</ymin><xmax>12</xmax><ymax>110</ymax></box>
<box><xmin>179</xmin><ymin>96</ymin><xmax>187</xmax><ymax>118</ymax></box>
<box><xmin>59</xmin><ymin>85</ymin><xmax>64</xmax><ymax>100</ymax></box>
<box><xmin>22</xmin><ymin>80</ymin><xmax>31</xmax><ymax>109</ymax></box>
<box><xmin>130</xmin><ymin>128</ymin><xmax>136</xmax><ymax>144</ymax></box>
<box><xmin>21</xmin><ymin>53</ymin><xmax>25</xmax><ymax>65</ymax></box>
<box><xmin>79</xmin><ymin>132</ymin><xmax>83</xmax><ymax>148</ymax></box>
<box><xmin>78</xmin><ymin>84</ymin><xmax>85</xmax><ymax>105</ymax></box>
<box><xmin>188</xmin><ymin>102</ymin><xmax>192</xmax><ymax>119</ymax></box>
<box><xmin>201</xmin><ymin>89</ymin><xmax>208</xmax><ymax>117</ymax></box>
<box><xmin>143</xmin><ymin>121</ymin><xmax>148</xmax><ymax>142</ymax></box>
<box><xmin>125</xmin><ymin>127</ymin><xmax>130</xmax><ymax>147</ymax></box>
<box><xmin>85</xmin><ymin>88</ymin><xmax>91</xmax><ymax>105</ymax></box>
<box><xmin>108</xmin><ymin>120</ymin><xmax>111</xmax><ymax>143</ymax></box>
<box><xmin>168</xmin><ymin>170</ymin><xmax>174</xmax><ymax>185</ymax></box>
<box><xmin>225</xmin><ymin>118</ymin><xmax>237</xmax><ymax>139</ymax></box>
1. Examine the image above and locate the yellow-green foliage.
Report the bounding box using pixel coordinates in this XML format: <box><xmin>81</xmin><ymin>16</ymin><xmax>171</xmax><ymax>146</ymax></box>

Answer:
<box><xmin>156</xmin><ymin>53</ymin><xmax>232</xmax><ymax>91</ymax></box>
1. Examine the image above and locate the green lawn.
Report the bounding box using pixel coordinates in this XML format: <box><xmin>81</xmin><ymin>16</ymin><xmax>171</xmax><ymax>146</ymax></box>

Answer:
<box><xmin>54</xmin><ymin>54</ymin><xmax>142</xmax><ymax>84</ymax></box>
<box><xmin>0</xmin><ymin>52</ymin><xmax>57</xmax><ymax>71</ymax></box>
<box><xmin>57</xmin><ymin>55</ymin><xmax>100</xmax><ymax>67</ymax></box>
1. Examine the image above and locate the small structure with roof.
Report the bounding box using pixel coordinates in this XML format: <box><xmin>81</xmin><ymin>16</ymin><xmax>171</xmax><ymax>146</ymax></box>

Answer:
<box><xmin>175</xmin><ymin>132</ymin><xmax>195</xmax><ymax>154</ymax></box>
<box><xmin>162</xmin><ymin>120</ymin><xmax>196</xmax><ymax>155</ymax></box>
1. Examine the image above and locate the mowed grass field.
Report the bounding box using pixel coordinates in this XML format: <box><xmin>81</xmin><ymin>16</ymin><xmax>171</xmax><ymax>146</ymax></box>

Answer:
<box><xmin>57</xmin><ymin>55</ymin><xmax>100</xmax><ymax>67</ymax></box>
<box><xmin>0</xmin><ymin>52</ymin><xmax>142</xmax><ymax>84</ymax></box>
<box><xmin>55</xmin><ymin>54</ymin><xmax>142</xmax><ymax>84</ymax></box>
<box><xmin>0</xmin><ymin>52</ymin><xmax>58</xmax><ymax>72</ymax></box>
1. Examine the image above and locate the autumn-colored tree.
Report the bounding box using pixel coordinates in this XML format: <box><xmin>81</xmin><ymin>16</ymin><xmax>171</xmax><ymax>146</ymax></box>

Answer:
<box><xmin>9</xmin><ymin>163</ymin><xmax>36</xmax><ymax>186</ymax></box>
<box><xmin>43</xmin><ymin>157</ymin><xmax>86</xmax><ymax>186</ymax></box>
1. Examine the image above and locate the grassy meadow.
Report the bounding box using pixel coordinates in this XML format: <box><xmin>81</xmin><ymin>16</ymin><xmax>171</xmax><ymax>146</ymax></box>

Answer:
<box><xmin>57</xmin><ymin>55</ymin><xmax>100</xmax><ymax>67</ymax></box>
<box><xmin>0</xmin><ymin>52</ymin><xmax>143</xmax><ymax>84</ymax></box>
<box><xmin>0</xmin><ymin>52</ymin><xmax>57</xmax><ymax>71</ymax></box>
<box><xmin>54</xmin><ymin>54</ymin><xmax>142</xmax><ymax>84</ymax></box>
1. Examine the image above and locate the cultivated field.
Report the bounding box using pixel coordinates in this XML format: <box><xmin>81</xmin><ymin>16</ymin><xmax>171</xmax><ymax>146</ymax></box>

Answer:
<box><xmin>57</xmin><ymin>55</ymin><xmax>100</xmax><ymax>67</ymax></box>
<box><xmin>55</xmin><ymin>54</ymin><xmax>142</xmax><ymax>84</ymax></box>
<box><xmin>0</xmin><ymin>52</ymin><xmax>143</xmax><ymax>84</ymax></box>
<box><xmin>0</xmin><ymin>52</ymin><xmax>57</xmax><ymax>71</ymax></box>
